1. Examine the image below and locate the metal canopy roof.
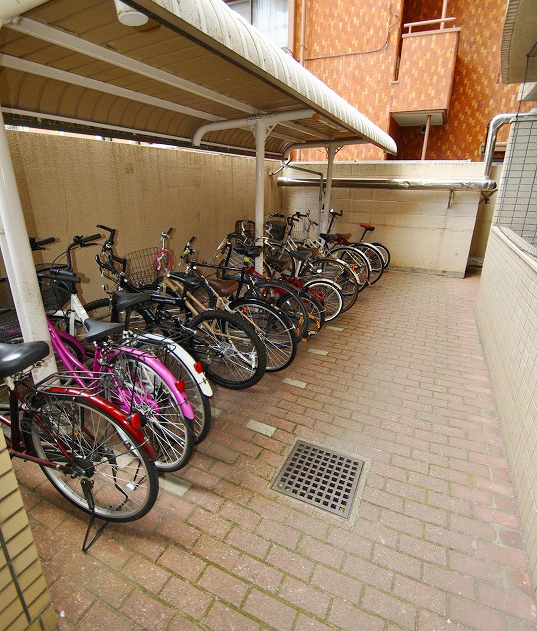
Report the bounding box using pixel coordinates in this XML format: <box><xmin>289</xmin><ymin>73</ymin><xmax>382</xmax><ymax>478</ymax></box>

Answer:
<box><xmin>0</xmin><ymin>0</ymin><xmax>396</xmax><ymax>159</ymax></box>
<box><xmin>501</xmin><ymin>0</ymin><xmax>537</xmax><ymax>85</ymax></box>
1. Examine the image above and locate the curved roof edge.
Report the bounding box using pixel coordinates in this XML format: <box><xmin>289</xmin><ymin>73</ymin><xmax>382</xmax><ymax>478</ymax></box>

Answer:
<box><xmin>135</xmin><ymin>0</ymin><xmax>397</xmax><ymax>155</ymax></box>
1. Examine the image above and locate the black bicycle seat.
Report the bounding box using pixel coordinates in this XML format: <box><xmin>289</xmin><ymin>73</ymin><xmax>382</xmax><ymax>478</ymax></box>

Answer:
<box><xmin>319</xmin><ymin>233</ymin><xmax>338</xmax><ymax>243</ymax></box>
<box><xmin>113</xmin><ymin>291</ymin><xmax>151</xmax><ymax>312</ymax></box>
<box><xmin>0</xmin><ymin>341</ymin><xmax>49</xmax><ymax>378</ymax></box>
<box><xmin>289</xmin><ymin>250</ymin><xmax>312</xmax><ymax>262</ymax></box>
<box><xmin>84</xmin><ymin>319</ymin><xmax>125</xmax><ymax>343</ymax></box>
<box><xmin>234</xmin><ymin>245</ymin><xmax>262</xmax><ymax>259</ymax></box>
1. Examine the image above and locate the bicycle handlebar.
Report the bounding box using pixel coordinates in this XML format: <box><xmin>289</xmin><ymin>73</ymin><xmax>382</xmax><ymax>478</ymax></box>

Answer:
<box><xmin>329</xmin><ymin>209</ymin><xmax>343</xmax><ymax>217</ymax></box>
<box><xmin>29</xmin><ymin>236</ymin><xmax>55</xmax><ymax>250</ymax></box>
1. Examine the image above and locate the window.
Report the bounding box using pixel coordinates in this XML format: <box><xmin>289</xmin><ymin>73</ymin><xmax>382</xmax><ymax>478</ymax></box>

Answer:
<box><xmin>226</xmin><ymin>0</ymin><xmax>290</xmax><ymax>50</ymax></box>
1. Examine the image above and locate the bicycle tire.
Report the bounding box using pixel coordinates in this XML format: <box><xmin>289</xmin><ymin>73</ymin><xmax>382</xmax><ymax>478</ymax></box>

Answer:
<box><xmin>83</xmin><ymin>300</ymin><xmax>211</xmax><ymax>445</ymax></box>
<box><xmin>330</xmin><ymin>247</ymin><xmax>371</xmax><ymax>291</ymax></box>
<box><xmin>187</xmin><ymin>309</ymin><xmax>267</xmax><ymax>389</ymax></box>
<box><xmin>230</xmin><ymin>298</ymin><xmax>297</xmax><ymax>372</ymax></box>
<box><xmin>353</xmin><ymin>243</ymin><xmax>384</xmax><ymax>284</ymax></box>
<box><xmin>302</xmin><ymin>257</ymin><xmax>359</xmax><ymax>312</ymax></box>
<box><xmin>371</xmin><ymin>242</ymin><xmax>391</xmax><ymax>269</ymax></box>
<box><xmin>247</xmin><ymin>280</ymin><xmax>309</xmax><ymax>341</ymax></box>
<box><xmin>302</xmin><ymin>279</ymin><xmax>343</xmax><ymax>322</ymax></box>
<box><xmin>134</xmin><ymin>334</ymin><xmax>212</xmax><ymax>444</ymax></box>
<box><xmin>106</xmin><ymin>351</ymin><xmax>194</xmax><ymax>472</ymax></box>
<box><xmin>24</xmin><ymin>392</ymin><xmax>158</xmax><ymax>522</ymax></box>
<box><xmin>297</xmin><ymin>290</ymin><xmax>326</xmax><ymax>335</ymax></box>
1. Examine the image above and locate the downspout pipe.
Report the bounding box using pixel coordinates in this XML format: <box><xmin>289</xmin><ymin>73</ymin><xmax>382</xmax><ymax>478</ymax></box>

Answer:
<box><xmin>482</xmin><ymin>113</ymin><xmax>519</xmax><ymax>180</ymax></box>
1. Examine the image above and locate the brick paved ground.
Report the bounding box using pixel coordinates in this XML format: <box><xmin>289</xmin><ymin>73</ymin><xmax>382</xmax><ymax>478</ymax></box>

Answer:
<box><xmin>15</xmin><ymin>270</ymin><xmax>537</xmax><ymax>631</ymax></box>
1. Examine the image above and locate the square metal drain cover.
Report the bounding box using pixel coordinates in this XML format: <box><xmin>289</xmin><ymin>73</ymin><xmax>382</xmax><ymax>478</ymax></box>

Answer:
<box><xmin>272</xmin><ymin>441</ymin><xmax>364</xmax><ymax>518</ymax></box>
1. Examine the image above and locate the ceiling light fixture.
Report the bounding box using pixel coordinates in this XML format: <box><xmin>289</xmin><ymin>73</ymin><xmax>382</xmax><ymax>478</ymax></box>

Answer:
<box><xmin>113</xmin><ymin>0</ymin><xmax>149</xmax><ymax>27</ymax></box>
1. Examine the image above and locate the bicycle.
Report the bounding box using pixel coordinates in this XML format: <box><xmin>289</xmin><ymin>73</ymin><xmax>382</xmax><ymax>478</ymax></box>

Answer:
<box><xmin>324</xmin><ymin>209</ymin><xmax>389</xmax><ymax>283</ymax></box>
<box><xmin>87</xmin><ymin>227</ymin><xmax>267</xmax><ymax>391</ymax></box>
<box><xmin>2</xmin><ymin>234</ymin><xmax>196</xmax><ymax>472</ymax></box>
<box><xmin>155</xmin><ymin>232</ymin><xmax>298</xmax><ymax>373</ymax></box>
<box><xmin>0</xmin><ymin>340</ymin><xmax>159</xmax><ymax>545</ymax></box>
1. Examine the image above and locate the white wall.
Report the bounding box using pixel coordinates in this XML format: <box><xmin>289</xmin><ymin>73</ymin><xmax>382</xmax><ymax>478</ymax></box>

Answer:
<box><xmin>280</xmin><ymin>160</ymin><xmax>487</xmax><ymax>277</ymax></box>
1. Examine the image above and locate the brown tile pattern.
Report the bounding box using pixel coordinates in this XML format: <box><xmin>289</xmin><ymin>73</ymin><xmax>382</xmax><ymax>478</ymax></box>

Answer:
<box><xmin>293</xmin><ymin>0</ymin><xmax>536</xmax><ymax>161</ymax></box>
<box><xmin>14</xmin><ymin>271</ymin><xmax>537</xmax><ymax>631</ymax></box>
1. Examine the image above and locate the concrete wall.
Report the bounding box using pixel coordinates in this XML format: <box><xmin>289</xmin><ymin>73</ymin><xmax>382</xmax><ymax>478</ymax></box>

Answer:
<box><xmin>476</xmin><ymin>227</ymin><xmax>537</xmax><ymax>595</ymax></box>
<box><xmin>280</xmin><ymin>160</ymin><xmax>486</xmax><ymax>277</ymax></box>
<box><xmin>6</xmin><ymin>131</ymin><xmax>281</xmax><ymax>302</ymax></box>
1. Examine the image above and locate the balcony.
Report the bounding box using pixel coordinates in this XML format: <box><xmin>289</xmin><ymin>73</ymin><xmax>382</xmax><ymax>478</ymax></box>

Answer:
<box><xmin>390</xmin><ymin>18</ymin><xmax>460</xmax><ymax>129</ymax></box>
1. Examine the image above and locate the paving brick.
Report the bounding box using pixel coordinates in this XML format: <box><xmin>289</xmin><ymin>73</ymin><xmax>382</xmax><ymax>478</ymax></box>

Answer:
<box><xmin>328</xmin><ymin>600</ymin><xmax>385</xmax><ymax>631</ymax></box>
<box><xmin>156</xmin><ymin>546</ymin><xmax>207</xmax><ymax>582</ymax></box>
<box><xmin>120</xmin><ymin>589</ymin><xmax>175</xmax><ymax>631</ymax></box>
<box><xmin>298</xmin><ymin>536</ymin><xmax>345</xmax><ymax>570</ymax></box>
<box><xmin>362</xmin><ymin>586</ymin><xmax>417</xmax><ymax>629</ymax></box>
<box><xmin>243</xmin><ymin>589</ymin><xmax>297</xmax><ymax>630</ymax></box>
<box><xmin>226</xmin><ymin>525</ymin><xmax>271</xmax><ymax>559</ymax></box>
<box><xmin>478</xmin><ymin>582</ymin><xmax>537</xmax><ymax>621</ymax></box>
<box><xmin>279</xmin><ymin>576</ymin><xmax>331</xmax><ymax>618</ymax></box>
<box><xmin>394</xmin><ymin>574</ymin><xmax>447</xmax><ymax>615</ymax></box>
<box><xmin>265</xmin><ymin>546</ymin><xmax>314</xmax><ymax>583</ymax></box>
<box><xmin>198</xmin><ymin>565</ymin><xmax>250</xmax><ymax>607</ymax></box>
<box><xmin>233</xmin><ymin>553</ymin><xmax>284</xmax><ymax>592</ymax></box>
<box><xmin>449</xmin><ymin>595</ymin><xmax>509</xmax><ymax>631</ymax></box>
<box><xmin>160</xmin><ymin>575</ymin><xmax>213</xmax><ymax>619</ymax></box>
<box><xmin>204</xmin><ymin>602</ymin><xmax>261</xmax><ymax>631</ymax></box>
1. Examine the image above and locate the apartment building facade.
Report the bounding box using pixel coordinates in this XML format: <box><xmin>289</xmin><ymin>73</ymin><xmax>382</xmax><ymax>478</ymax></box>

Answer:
<box><xmin>227</xmin><ymin>0</ymin><xmax>536</xmax><ymax>161</ymax></box>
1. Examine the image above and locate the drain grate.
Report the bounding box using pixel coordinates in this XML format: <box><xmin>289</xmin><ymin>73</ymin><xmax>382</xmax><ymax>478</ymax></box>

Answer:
<box><xmin>272</xmin><ymin>441</ymin><xmax>364</xmax><ymax>518</ymax></box>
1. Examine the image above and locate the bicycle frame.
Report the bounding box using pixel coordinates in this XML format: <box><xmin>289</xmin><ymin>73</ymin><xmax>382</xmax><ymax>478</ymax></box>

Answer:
<box><xmin>1</xmin><ymin>377</ymin><xmax>156</xmax><ymax>464</ymax></box>
<box><xmin>48</xmin><ymin>293</ymin><xmax>194</xmax><ymax>422</ymax></box>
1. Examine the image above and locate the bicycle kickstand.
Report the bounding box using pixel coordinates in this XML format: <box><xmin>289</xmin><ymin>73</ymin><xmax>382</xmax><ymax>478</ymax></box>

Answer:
<box><xmin>80</xmin><ymin>478</ymin><xmax>109</xmax><ymax>552</ymax></box>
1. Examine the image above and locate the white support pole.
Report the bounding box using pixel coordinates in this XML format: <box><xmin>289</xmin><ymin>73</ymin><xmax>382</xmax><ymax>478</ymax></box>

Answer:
<box><xmin>0</xmin><ymin>109</ymin><xmax>55</xmax><ymax>379</ymax></box>
<box><xmin>255</xmin><ymin>119</ymin><xmax>267</xmax><ymax>273</ymax></box>
<box><xmin>321</xmin><ymin>144</ymin><xmax>336</xmax><ymax>234</ymax></box>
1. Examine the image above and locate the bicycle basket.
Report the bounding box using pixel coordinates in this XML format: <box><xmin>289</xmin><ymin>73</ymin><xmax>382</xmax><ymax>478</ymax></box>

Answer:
<box><xmin>234</xmin><ymin>220</ymin><xmax>256</xmax><ymax>244</ymax></box>
<box><xmin>0</xmin><ymin>308</ymin><xmax>21</xmax><ymax>343</ymax></box>
<box><xmin>123</xmin><ymin>247</ymin><xmax>159</xmax><ymax>287</ymax></box>
<box><xmin>36</xmin><ymin>264</ymin><xmax>74</xmax><ymax>312</ymax></box>
<box><xmin>265</xmin><ymin>217</ymin><xmax>287</xmax><ymax>242</ymax></box>
<box><xmin>289</xmin><ymin>216</ymin><xmax>308</xmax><ymax>243</ymax></box>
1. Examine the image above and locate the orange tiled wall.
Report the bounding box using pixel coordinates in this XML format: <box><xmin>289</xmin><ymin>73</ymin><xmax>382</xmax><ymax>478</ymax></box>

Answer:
<box><xmin>391</xmin><ymin>29</ymin><xmax>459</xmax><ymax>115</ymax></box>
<box><xmin>294</xmin><ymin>0</ymin><xmax>536</xmax><ymax>161</ymax></box>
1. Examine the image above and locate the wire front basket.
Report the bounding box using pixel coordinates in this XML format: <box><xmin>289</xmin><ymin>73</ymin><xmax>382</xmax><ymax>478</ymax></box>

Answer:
<box><xmin>265</xmin><ymin>216</ymin><xmax>287</xmax><ymax>242</ymax></box>
<box><xmin>289</xmin><ymin>217</ymin><xmax>308</xmax><ymax>244</ymax></box>
<box><xmin>123</xmin><ymin>247</ymin><xmax>159</xmax><ymax>287</ymax></box>
<box><xmin>36</xmin><ymin>264</ymin><xmax>74</xmax><ymax>312</ymax></box>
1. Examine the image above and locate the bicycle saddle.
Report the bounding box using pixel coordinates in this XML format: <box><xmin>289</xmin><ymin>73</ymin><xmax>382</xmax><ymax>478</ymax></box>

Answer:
<box><xmin>168</xmin><ymin>271</ymin><xmax>205</xmax><ymax>289</ymax></box>
<box><xmin>359</xmin><ymin>223</ymin><xmax>375</xmax><ymax>231</ymax></box>
<box><xmin>113</xmin><ymin>291</ymin><xmax>152</xmax><ymax>312</ymax></box>
<box><xmin>0</xmin><ymin>341</ymin><xmax>49</xmax><ymax>378</ymax></box>
<box><xmin>289</xmin><ymin>249</ymin><xmax>312</xmax><ymax>262</ymax></box>
<box><xmin>208</xmin><ymin>278</ymin><xmax>238</xmax><ymax>297</ymax></box>
<box><xmin>234</xmin><ymin>245</ymin><xmax>262</xmax><ymax>259</ymax></box>
<box><xmin>83</xmin><ymin>319</ymin><xmax>125</xmax><ymax>343</ymax></box>
<box><xmin>319</xmin><ymin>233</ymin><xmax>338</xmax><ymax>243</ymax></box>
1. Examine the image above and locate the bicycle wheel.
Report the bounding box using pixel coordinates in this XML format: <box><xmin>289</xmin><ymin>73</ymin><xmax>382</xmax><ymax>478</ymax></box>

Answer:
<box><xmin>263</xmin><ymin>242</ymin><xmax>295</xmax><ymax>279</ymax></box>
<box><xmin>330</xmin><ymin>247</ymin><xmax>371</xmax><ymax>291</ymax></box>
<box><xmin>297</xmin><ymin>289</ymin><xmax>325</xmax><ymax>335</ymax></box>
<box><xmin>106</xmin><ymin>351</ymin><xmax>194</xmax><ymax>472</ymax></box>
<box><xmin>24</xmin><ymin>392</ymin><xmax>158</xmax><ymax>522</ymax></box>
<box><xmin>248</xmin><ymin>281</ymin><xmax>308</xmax><ymax>341</ymax></box>
<box><xmin>134</xmin><ymin>334</ymin><xmax>212</xmax><ymax>444</ymax></box>
<box><xmin>302</xmin><ymin>279</ymin><xmax>343</xmax><ymax>322</ymax></box>
<box><xmin>353</xmin><ymin>243</ymin><xmax>384</xmax><ymax>284</ymax></box>
<box><xmin>303</xmin><ymin>257</ymin><xmax>359</xmax><ymax>312</ymax></box>
<box><xmin>230</xmin><ymin>298</ymin><xmax>297</xmax><ymax>372</ymax></box>
<box><xmin>371</xmin><ymin>242</ymin><xmax>391</xmax><ymax>269</ymax></box>
<box><xmin>187</xmin><ymin>309</ymin><xmax>267</xmax><ymax>389</ymax></box>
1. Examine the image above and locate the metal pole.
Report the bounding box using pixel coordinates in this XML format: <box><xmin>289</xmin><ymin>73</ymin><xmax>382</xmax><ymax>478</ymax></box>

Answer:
<box><xmin>299</xmin><ymin>0</ymin><xmax>307</xmax><ymax>65</ymax></box>
<box><xmin>255</xmin><ymin>119</ymin><xmax>266</xmax><ymax>273</ymax></box>
<box><xmin>321</xmin><ymin>144</ymin><xmax>336</xmax><ymax>234</ymax></box>
<box><xmin>421</xmin><ymin>115</ymin><xmax>432</xmax><ymax>160</ymax></box>
<box><xmin>0</xmin><ymin>110</ymin><xmax>55</xmax><ymax>378</ymax></box>
<box><xmin>440</xmin><ymin>0</ymin><xmax>448</xmax><ymax>28</ymax></box>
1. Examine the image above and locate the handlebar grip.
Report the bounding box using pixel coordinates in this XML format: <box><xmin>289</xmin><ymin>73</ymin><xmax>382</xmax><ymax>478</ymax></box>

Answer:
<box><xmin>80</xmin><ymin>233</ymin><xmax>101</xmax><ymax>245</ymax></box>
<box><xmin>38</xmin><ymin>268</ymin><xmax>80</xmax><ymax>283</ymax></box>
<box><xmin>166</xmin><ymin>227</ymin><xmax>173</xmax><ymax>236</ymax></box>
<box><xmin>189</xmin><ymin>236</ymin><xmax>196</xmax><ymax>244</ymax></box>
<box><xmin>311</xmin><ymin>220</ymin><xmax>319</xmax><ymax>226</ymax></box>
<box><xmin>329</xmin><ymin>209</ymin><xmax>342</xmax><ymax>216</ymax></box>
<box><xmin>97</xmin><ymin>224</ymin><xmax>114</xmax><ymax>234</ymax></box>
<box><xmin>35</xmin><ymin>236</ymin><xmax>55</xmax><ymax>246</ymax></box>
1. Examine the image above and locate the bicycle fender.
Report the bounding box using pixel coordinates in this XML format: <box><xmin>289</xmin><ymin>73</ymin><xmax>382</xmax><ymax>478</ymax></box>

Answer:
<box><xmin>138</xmin><ymin>332</ymin><xmax>213</xmax><ymax>397</ymax></box>
<box><xmin>43</xmin><ymin>386</ymin><xmax>157</xmax><ymax>460</ymax></box>
<box><xmin>119</xmin><ymin>347</ymin><xmax>196</xmax><ymax>421</ymax></box>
